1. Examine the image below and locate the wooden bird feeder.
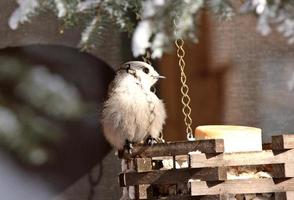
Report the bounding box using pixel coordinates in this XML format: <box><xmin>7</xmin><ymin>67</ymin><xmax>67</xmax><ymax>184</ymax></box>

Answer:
<box><xmin>118</xmin><ymin>134</ymin><xmax>294</xmax><ymax>200</ymax></box>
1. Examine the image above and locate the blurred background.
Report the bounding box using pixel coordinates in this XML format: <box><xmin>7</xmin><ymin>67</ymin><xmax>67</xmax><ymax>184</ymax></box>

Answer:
<box><xmin>0</xmin><ymin>45</ymin><xmax>115</xmax><ymax>199</ymax></box>
<box><xmin>0</xmin><ymin>1</ymin><xmax>294</xmax><ymax>200</ymax></box>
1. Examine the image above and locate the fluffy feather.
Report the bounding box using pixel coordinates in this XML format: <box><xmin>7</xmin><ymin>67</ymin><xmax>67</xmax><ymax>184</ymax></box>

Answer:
<box><xmin>102</xmin><ymin>61</ymin><xmax>166</xmax><ymax>149</ymax></box>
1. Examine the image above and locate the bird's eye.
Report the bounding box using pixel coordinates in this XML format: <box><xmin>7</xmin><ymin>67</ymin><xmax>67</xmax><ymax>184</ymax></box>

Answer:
<box><xmin>143</xmin><ymin>67</ymin><xmax>149</xmax><ymax>74</ymax></box>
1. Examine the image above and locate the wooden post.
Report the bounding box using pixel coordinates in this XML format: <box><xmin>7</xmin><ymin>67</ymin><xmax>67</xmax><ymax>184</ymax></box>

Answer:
<box><xmin>190</xmin><ymin>178</ymin><xmax>294</xmax><ymax>196</ymax></box>
<box><xmin>272</xmin><ymin>135</ymin><xmax>294</xmax><ymax>150</ymax></box>
<box><xmin>133</xmin><ymin>158</ymin><xmax>152</xmax><ymax>199</ymax></box>
<box><xmin>118</xmin><ymin>139</ymin><xmax>224</xmax><ymax>159</ymax></box>
<box><xmin>272</xmin><ymin>163</ymin><xmax>294</xmax><ymax>178</ymax></box>
<box><xmin>190</xmin><ymin>149</ymin><xmax>294</xmax><ymax>168</ymax></box>
<box><xmin>275</xmin><ymin>192</ymin><xmax>294</xmax><ymax>200</ymax></box>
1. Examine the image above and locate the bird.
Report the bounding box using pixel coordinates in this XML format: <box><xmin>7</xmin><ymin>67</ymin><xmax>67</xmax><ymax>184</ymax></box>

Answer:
<box><xmin>101</xmin><ymin>61</ymin><xmax>166</xmax><ymax>150</ymax></box>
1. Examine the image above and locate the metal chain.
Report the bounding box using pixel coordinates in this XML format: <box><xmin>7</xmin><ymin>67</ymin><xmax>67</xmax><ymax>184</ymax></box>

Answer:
<box><xmin>174</xmin><ymin>20</ymin><xmax>195</xmax><ymax>140</ymax></box>
<box><xmin>175</xmin><ymin>39</ymin><xmax>194</xmax><ymax>141</ymax></box>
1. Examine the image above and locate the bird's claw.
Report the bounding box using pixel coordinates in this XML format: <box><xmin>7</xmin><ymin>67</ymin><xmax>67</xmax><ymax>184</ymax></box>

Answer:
<box><xmin>124</xmin><ymin>140</ymin><xmax>134</xmax><ymax>154</ymax></box>
<box><xmin>146</xmin><ymin>137</ymin><xmax>157</xmax><ymax>146</ymax></box>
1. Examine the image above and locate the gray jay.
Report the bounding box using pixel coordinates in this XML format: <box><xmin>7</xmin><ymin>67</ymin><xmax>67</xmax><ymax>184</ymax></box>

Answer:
<box><xmin>101</xmin><ymin>61</ymin><xmax>166</xmax><ymax>150</ymax></box>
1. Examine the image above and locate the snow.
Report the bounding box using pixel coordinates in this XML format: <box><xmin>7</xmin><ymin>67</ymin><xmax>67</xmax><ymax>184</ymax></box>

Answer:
<box><xmin>132</xmin><ymin>21</ymin><xmax>152</xmax><ymax>57</ymax></box>
<box><xmin>8</xmin><ymin>0</ymin><xmax>39</xmax><ymax>30</ymax></box>
<box><xmin>77</xmin><ymin>0</ymin><xmax>101</xmax><ymax>12</ymax></box>
<box><xmin>54</xmin><ymin>0</ymin><xmax>67</xmax><ymax>18</ymax></box>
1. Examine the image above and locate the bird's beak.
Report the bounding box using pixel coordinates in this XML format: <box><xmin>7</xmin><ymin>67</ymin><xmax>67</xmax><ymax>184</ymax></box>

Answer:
<box><xmin>155</xmin><ymin>75</ymin><xmax>166</xmax><ymax>79</ymax></box>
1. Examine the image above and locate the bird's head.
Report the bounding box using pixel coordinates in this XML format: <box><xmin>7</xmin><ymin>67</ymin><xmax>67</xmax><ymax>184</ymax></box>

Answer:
<box><xmin>117</xmin><ymin>61</ymin><xmax>165</xmax><ymax>89</ymax></box>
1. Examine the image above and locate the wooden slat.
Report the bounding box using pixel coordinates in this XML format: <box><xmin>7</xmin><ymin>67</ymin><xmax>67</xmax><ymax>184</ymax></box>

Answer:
<box><xmin>134</xmin><ymin>158</ymin><xmax>152</xmax><ymax>172</ymax></box>
<box><xmin>135</xmin><ymin>194</ymin><xmax>222</xmax><ymax>200</ymax></box>
<box><xmin>190</xmin><ymin>149</ymin><xmax>294</xmax><ymax>168</ymax></box>
<box><xmin>134</xmin><ymin>184</ymin><xmax>151</xmax><ymax>200</ymax></box>
<box><xmin>118</xmin><ymin>139</ymin><xmax>224</xmax><ymax>159</ymax></box>
<box><xmin>133</xmin><ymin>158</ymin><xmax>152</xmax><ymax>199</ymax></box>
<box><xmin>275</xmin><ymin>192</ymin><xmax>294</xmax><ymax>200</ymax></box>
<box><xmin>190</xmin><ymin>178</ymin><xmax>294</xmax><ymax>196</ymax></box>
<box><xmin>272</xmin><ymin>135</ymin><xmax>294</xmax><ymax>150</ymax></box>
<box><xmin>272</xmin><ymin>163</ymin><xmax>294</xmax><ymax>178</ymax></box>
<box><xmin>175</xmin><ymin>155</ymin><xmax>189</xmax><ymax>169</ymax></box>
<box><xmin>119</xmin><ymin>167</ymin><xmax>227</xmax><ymax>186</ymax></box>
<box><xmin>162</xmin><ymin>195</ymin><xmax>221</xmax><ymax>200</ymax></box>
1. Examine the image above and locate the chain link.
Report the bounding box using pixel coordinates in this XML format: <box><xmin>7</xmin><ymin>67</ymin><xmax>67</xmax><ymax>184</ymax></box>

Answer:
<box><xmin>174</xmin><ymin>38</ymin><xmax>195</xmax><ymax>141</ymax></box>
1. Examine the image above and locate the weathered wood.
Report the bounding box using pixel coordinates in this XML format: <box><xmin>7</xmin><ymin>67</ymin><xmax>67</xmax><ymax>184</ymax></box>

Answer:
<box><xmin>135</xmin><ymin>194</ymin><xmax>222</xmax><ymax>200</ymax></box>
<box><xmin>190</xmin><ymin>178</ymin><xmax>294</xmax><ymax>196</ymax></box>
<box><xmin>133</xmin><ymin>158</ymin><xmax>153</xmax><ymax>199</ymax></box>
<box><xmin>272</xmin><ymin>163</ymin><xmax>294</xmax><ymax>178</ymax></box>
<box><xmin>134</xmin><ymin>158</ymin><xmax>152</xmax><ymax>172</ymax></box>
<box><xmin>272</xmin><ymin>135</ymin><xmax>294</xmax><ymax>150</ymax></box>
<box><xmin>118</xmin><ymin>139</ymin><xmax>224</xmax><ymax>159</ymax></box>
<box><xmin>263</xmin><ymin>143</ymin><xmax>272</xmax><ymax>150</ymax></box>
<box><xmin>134</xmin><ymin>184</ymin><xmax>151</xmax><ymax>200</ymax></box>
<box><xmin>275</xmin><ymin>192</ymin><xmax>294</xmax><ymax>200</ymax></box>
<box><xmin>119</xmin><ymin>167</ymin><xmax>227</xmax><ymax>186</ymax></box>
<box><xmin>175</xmin><ymin>155</ymin><xmax>189</xmax><ymax>169</ymax></box>
<box><xmin>159</xmin><ymin>194</ymin><xmax>221</xmax><ymax>200</ymax></box>
<box><xmin>190</xmin><ymin>149</ymin><xmax>294</xmax><ymax>168</ymax></box>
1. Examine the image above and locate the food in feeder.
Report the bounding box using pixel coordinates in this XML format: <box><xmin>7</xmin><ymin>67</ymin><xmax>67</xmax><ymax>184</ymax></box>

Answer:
<box><xmin>227</xmin><ymin>166</ymin><xmax>272</xmax><ymax>180</ymax></box>
<box><xmin>195</xmin><ymin>125</ymin><xmax>262</xmax><ymax>152</ymax></box>
<box><xmin>224</xmin><ymin>166</ymin><xmax>273</xmax><ymax>199</ymax></box>
<box><xmin>152</xmin><ymin>155</ymin><xmax>189</xmax><ymax>170</ymax></box>
<box><xmin>193</xmin><ymin>126</ymin><xmax>273</xmax><ymax>200</ymax></box>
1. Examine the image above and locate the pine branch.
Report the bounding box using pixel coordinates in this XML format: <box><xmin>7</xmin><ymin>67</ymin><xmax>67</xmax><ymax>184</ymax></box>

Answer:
<box><xmin>8</xmin><ymin>0</ymin><xmax>40</xmax><ymax>30</ymax></box>
<box><xmin>7</xmin><ymin>0</ymin><xmax>294</xmax><ymax>58</ymax></box>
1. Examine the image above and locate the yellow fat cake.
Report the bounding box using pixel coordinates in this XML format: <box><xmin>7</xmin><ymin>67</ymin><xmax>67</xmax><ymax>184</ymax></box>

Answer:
<box><xmin>195</xmin><ymin>125</ymin><xmax>262</xmax><ymax>152</ymax></box>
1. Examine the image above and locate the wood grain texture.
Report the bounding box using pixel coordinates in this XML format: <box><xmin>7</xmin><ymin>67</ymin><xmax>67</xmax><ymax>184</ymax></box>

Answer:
<box><xmin>159</xmin><ymin>194</ymin><xmax>221</xmax><ymax>200</ymax></box>
<box><xmin>134</xmin><ymin>158</ymin><xmax>152</xmax><ymax>172</ymax></box>
<box><xmin>133</xmin><ymin>194</ymin><xmax>222</xmax><ymax>200</ymax></box>
<box><xmin>133</xmin><ymin>158</ymin><xmax>152</xmax><ymax>199</ymax></box>
<box><xmin>272</xmin><ymin>163</ymin><xmax>294</xmax><ymax>178</ymax></box>
<box><xmin>275</xmin><ymin>192</ymin><xmax>294</xmax><ymax>200</ymax></box>
<box><xmin>190</xmin><ymin>149</ymin><xmax>294</xmax><ymax>168</ymax></box>
<box><xmin>134</xmin><ymin>184</ymin><xmax>151</xmax><ymax>200</ymax></box>
<box><xmin>118</xmin><ymin>139</ymin><xmax>224</xmax><ymax>159</ymax></box>
<box><xmin>119</xmin><ymin>167</ymin><xmax>227</xmax><ymax>186</ymax></box>
<box><xmin>272</xmin><ymin>135</ymin><xmax>294</xmax><ymax>150</ymax></box>
<box><xmin>190</xmin><ymin>178</ymin><xmax>294</xmax><ymax>196</ymax></box>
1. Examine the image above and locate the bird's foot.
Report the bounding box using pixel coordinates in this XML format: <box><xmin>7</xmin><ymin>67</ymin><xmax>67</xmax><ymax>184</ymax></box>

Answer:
<box><xmin>124</xmin><ymin>140</ymin><xmax>134</xmax><ymax>154</ymax></box>
<box><xmin>145</xmin><ymin>136</ymin><xmax>157</xmax><ymax>146</ymax></box>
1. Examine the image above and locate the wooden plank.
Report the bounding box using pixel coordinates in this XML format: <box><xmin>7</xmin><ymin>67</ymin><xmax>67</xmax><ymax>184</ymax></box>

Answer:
<box><xmin>275</xmin><ymin>192</ymin><xmax>294</xmax><ymax>200</ymax></box>
<box><xmin>272</xmin><ymin>163</ymin><xmax>294</xmax><ymax>178</ymax></box>
<box><xmin>136</xmin><ymin>194</ymin><xmax>221</xmax><ymax>200</ymax></box>
<box><xmin>118</xmin><ymin>139</ymin><xmax>224</xmax><ymax>159</ymax></box>
<box><xmin>134</xmin><ymin>184</ymin><xmax>151</xmax><ymax>200</ymax></box>
<box><xmin>162</xmin><ymin>195</ymin><xmax>221</xmax><ymax>200</ymax></box>
<box><xmin>190</xmin><ymin>178</ymin><xmax>294</xmax><ymax>196</ymax></box>
<box><xmin>190</xmin><ymin>149</ymin><xmax>294</xmax><ymax>168</ymax></box>
<box><xmin>175</xmin><ymin>155</ymin><xmax>189</xmax><ymax>169</ymax></box>
<box><xmin>263</xmin><ymin>143</ymin><xmax>272</xmax><ymax>150</ymax></box>
<box><xmin>134</xmin><ymin>158</ymin><xmax>152</xmax><ymax>172</ymax></box>
<box><xmin>133</xmin><ymin>158</ymin><xmax>152</xmax><ymax>199</ymax></box>
<box><xmin>272</xmin><ymin>135</ymin><xmax>294</xmax><ymax>150</ymax></box>
<box><xmin>119</xmin><ymin>167</ymin><xmax>227</xmax><ymax>186</ymax></box>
